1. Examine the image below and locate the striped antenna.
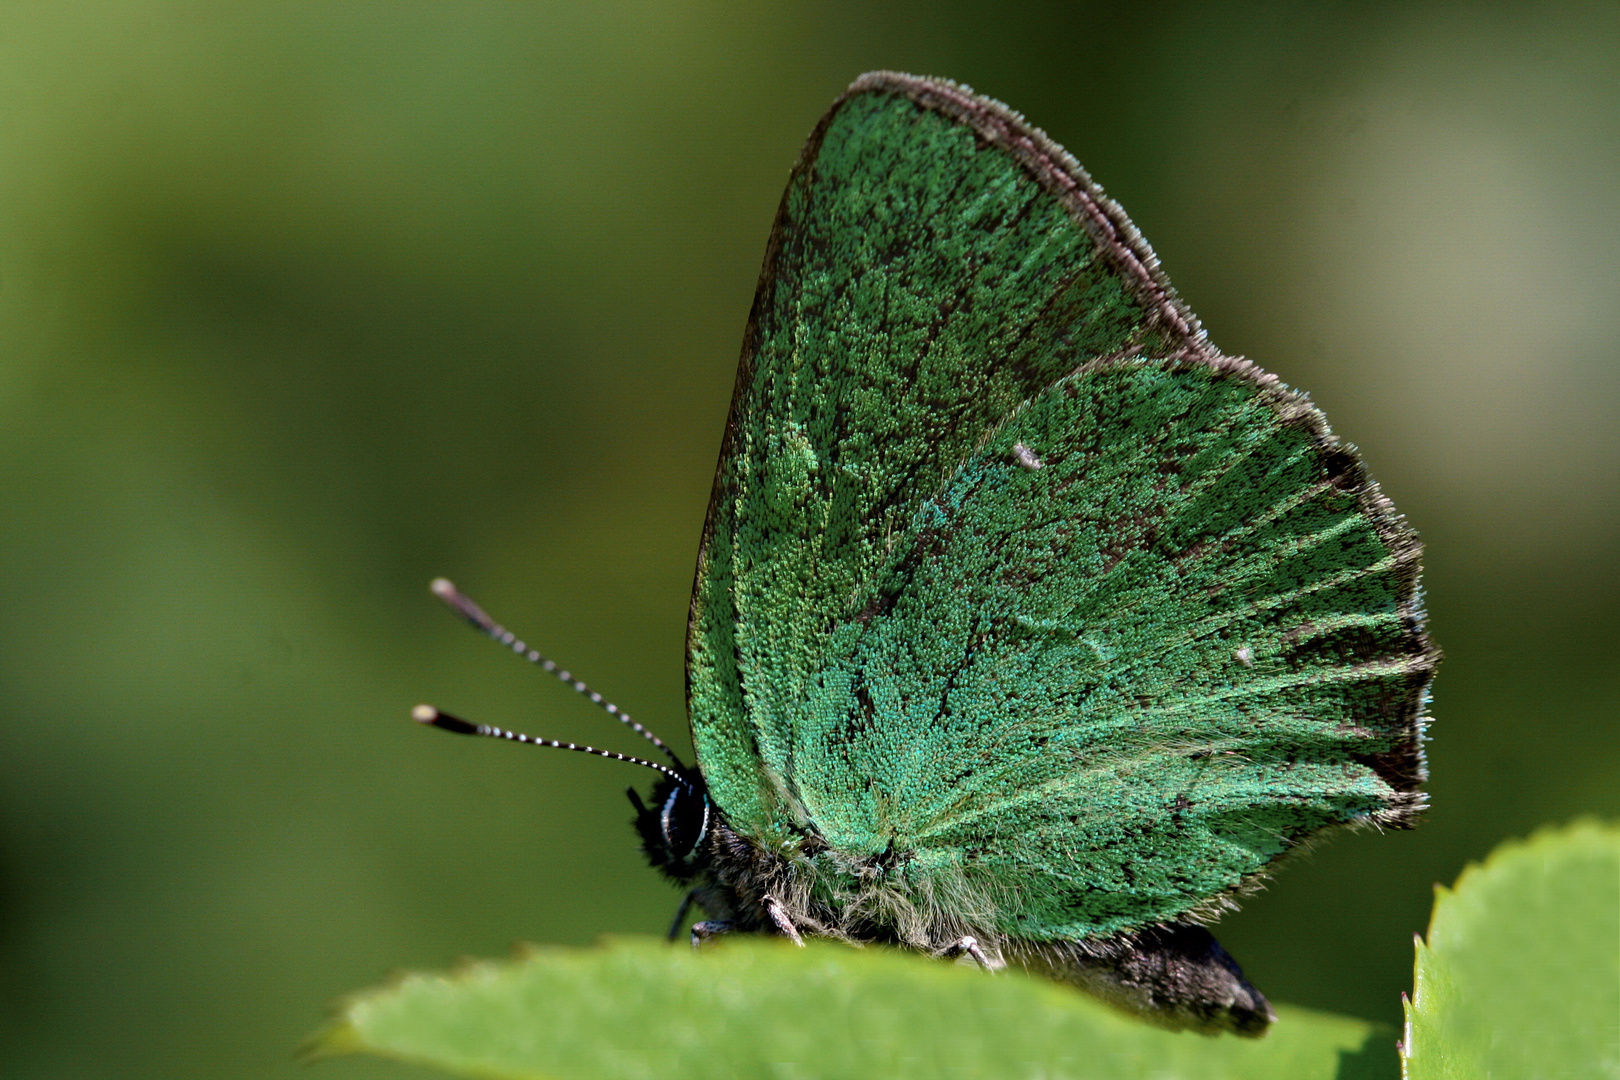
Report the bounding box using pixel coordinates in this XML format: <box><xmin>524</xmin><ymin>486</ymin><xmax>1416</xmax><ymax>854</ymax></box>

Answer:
<box><xmin>429</xmin><ymin>578</ymin><xmax>686</xmax><ymax>770</ymax></box>
<box><xmin>413</xmin><ymin>705</ymin><xmax>689</xmax><ymax>785</ymax></box>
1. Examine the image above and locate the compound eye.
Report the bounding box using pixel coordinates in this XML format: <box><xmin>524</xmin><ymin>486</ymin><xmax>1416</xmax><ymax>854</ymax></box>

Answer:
<box><xmin>659</xmin><ymin>784</ymin><xmax>710</xmax><ymax>863</ymax></box>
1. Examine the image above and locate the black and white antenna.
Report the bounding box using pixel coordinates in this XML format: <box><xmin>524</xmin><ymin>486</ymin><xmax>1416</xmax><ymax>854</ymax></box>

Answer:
<box><xmin>411</xmin><ymin>704</ymin><xmax>687</xmax><ymax>784</ymax></box>
<box><xmin>417</xmin><ymin>578</ymin><xmax>689</xmax><ymax>778</ymax></box>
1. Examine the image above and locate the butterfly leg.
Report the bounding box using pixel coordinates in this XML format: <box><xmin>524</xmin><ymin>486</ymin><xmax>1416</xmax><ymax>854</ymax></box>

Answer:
<box><xmin>762</xmin><ymin>894</ymin><xmax>805</xmax><ymax>946</ymax></box>
<box><xmin>666</xmin><ymin>890</ymin><xmax>698</xmax><ymax>942</ymax></box>
<box><xmin>690</xmin><ymin>920</ymin><xmax>735</xmax><ymax>948</ymax></box>
<box><xmin>935</xmin><ymin>936</ymin><xmax>1004</xmax><ymax>972</ymax></box>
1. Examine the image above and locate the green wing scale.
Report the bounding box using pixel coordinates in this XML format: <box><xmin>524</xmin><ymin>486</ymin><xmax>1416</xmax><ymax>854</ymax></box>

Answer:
<box><xmin>683</xmin><ymin>72</ymin><xmax>1435</xmax><ymax>1029</ymax></box>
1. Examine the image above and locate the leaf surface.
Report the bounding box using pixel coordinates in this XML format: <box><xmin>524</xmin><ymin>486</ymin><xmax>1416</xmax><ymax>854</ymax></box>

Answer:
<box><xmin>1402</xmin><ymin>820</ymin><xmax>1620</xmax><ymax>1079</ymax></box>
<box><xmin>309</xmin><ymin>937</ymin><xmax>1389</xmax><ymax>1080</ymax></box>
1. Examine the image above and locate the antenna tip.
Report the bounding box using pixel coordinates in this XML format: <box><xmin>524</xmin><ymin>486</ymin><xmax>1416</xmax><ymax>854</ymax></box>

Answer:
<box><xmin>430</xmin><ymin>577</ymin><xmax>457</xmax><ymax>598</ymax></box>
<box><xmin>413</xmin><ymin>704</ymin><xmax>481</xmax><ymax>735</ymax></box>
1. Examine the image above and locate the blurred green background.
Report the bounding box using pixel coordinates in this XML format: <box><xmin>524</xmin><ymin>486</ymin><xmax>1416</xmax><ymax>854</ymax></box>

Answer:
<box><xmin>0</xmin><ymin>2</ymin><xmax>1615</xmax><ymax>1077</ymax></box>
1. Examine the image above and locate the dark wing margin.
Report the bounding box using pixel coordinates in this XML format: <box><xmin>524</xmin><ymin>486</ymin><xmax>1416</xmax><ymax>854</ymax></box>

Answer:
<box><xmin>854</xmin><ymin>73</ymin><xmax>1209</xmax><ymax>357</ymax></box>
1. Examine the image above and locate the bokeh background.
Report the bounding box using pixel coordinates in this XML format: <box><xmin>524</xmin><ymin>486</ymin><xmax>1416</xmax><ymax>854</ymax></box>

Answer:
<box><xmin>0</xmin><ymin>2</ymin><xmax>1615</xmax><ymax>1077</ymax></box>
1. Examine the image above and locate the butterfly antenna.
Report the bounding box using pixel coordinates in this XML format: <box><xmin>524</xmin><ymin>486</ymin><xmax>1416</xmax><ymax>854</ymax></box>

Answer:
<box><xmin>429</xmin><ymin>578</ymin><xmax>686</xmax><ymax>770</ymax></box>
<box><xmin>413</xmin><ymin>705</ymin><xmax>690</xmax><ymax>785</ymax></box>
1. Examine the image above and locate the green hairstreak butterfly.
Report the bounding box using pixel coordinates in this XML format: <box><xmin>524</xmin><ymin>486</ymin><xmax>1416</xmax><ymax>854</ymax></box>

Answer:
<box><xmin>416</xmin><ymin>71</ymin><xmax>1437</xmax><ymax>1036</ymax></box>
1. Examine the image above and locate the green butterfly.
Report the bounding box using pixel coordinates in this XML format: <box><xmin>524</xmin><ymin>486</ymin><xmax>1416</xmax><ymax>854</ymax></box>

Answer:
<box><xmin>418</xmin><ymin>71</ymin><xmax>1437</xmax><ymax>1037</ymax></box>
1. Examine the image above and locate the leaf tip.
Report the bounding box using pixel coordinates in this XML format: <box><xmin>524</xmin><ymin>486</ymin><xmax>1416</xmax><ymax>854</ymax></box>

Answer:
<box><xmin>295</xmin><ymin>1021</ymin><xmax>364</xmax><ymax>1064</ymax></box>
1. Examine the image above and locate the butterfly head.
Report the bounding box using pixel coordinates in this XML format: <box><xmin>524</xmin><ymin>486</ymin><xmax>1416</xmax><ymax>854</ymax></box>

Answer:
<box><xmin>630</xmin><ymin>775</ymin><xmax>712</xmax><ymax>878</ymax></box>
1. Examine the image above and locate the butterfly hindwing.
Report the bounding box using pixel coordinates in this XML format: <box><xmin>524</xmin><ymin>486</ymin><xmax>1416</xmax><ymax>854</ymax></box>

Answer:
<box><xmin>687</xmin><ymin>73</ymin><xmax>1433</xmax><ymax>942</ymax></box>
<box><xmin>799</xmin><ymin>358</ymin><xmax>1430</xmax><ymax>937</ymax></box>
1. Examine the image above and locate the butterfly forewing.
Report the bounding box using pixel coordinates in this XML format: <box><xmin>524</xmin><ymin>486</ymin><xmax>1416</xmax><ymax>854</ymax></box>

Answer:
<box><xmin>687</xmin><ymin>72</ymin><xmax>1433</xmax><ymax>940</ymax></box>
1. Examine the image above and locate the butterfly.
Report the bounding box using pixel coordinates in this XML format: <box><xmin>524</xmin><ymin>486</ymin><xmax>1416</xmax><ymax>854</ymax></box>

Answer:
<box><xmin>416</xmin><ymin>71</ymin><xmax>1437</xmax><ymax>1036</ymax></box>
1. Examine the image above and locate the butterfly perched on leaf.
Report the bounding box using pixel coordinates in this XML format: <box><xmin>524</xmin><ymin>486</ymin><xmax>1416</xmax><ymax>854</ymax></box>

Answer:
<box><xmin>417</xmin><ymin>71</ymin><xmax>1437</xmax><ymax>1037</ymax></box>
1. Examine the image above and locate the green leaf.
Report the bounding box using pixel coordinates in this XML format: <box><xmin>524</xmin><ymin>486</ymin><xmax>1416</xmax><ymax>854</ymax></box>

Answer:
<box><xmin>1402</xmin><ymin>820</ymin><xmax>1620</xmax><ymax>1080</ymax></box>
<box><xmin>307</xmin><ymin>937</ymin><xmax>1389</xmax><ymax>1080</ymax></box>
